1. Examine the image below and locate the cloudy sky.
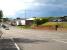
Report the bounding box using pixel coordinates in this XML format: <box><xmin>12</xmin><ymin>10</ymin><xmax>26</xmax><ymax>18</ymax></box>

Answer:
<box><xmin>0</xmin><ymin>0</ymin><xmax>67</xmax><ymax>18</ymax></box>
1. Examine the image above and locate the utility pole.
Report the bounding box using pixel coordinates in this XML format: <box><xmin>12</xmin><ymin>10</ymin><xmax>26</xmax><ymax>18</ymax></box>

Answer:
<box><xmin>25</xmin><ymin>9</ymin><xmax>26</xmax><ymax>20</ymax></box>
<box><xmin>25</xmin><ymin>9</ymin><xmax>26</xmax><ymax>25</ymax></box>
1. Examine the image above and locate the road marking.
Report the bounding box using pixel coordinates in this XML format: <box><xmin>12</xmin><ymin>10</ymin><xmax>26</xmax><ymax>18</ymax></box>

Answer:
<box><xmin>11</xmin><ymin>39</ymin><xmax>20</xmax><ymax>50</ymax></box>
<box><xmin>52</xmin><ymin>39</ymin><xmax>67</xmax><ymax>43</ymax></box>
<box><xmin>15</xmin><ymin>43</ymin><xmax>20</xmax><ymax>50</ymax></box>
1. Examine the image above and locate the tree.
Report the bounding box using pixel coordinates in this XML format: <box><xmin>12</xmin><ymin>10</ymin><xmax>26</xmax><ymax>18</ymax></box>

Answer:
<box><xmin>0</xmin><ymin>10</ymin><xmax>3</xmax><ymax>22</ymax></box>
<box><xmin>16</xmin><ymin>17</ymin><xmax>21</xmax><ymax>20</ymax></box>
<box><xmin>34</xmin><ymin>17</ymin><xmax>49</xmax><ymax>26</ymax></box>
<box><xmin>41</xmin><ymin>18</ymin><xmax>48</xmax><ymax>24</ymax></box>
<box><xmin>3</xmin><ymin>18</ymin><xmax>9</xmax><ymax>22</ymax></box>
<box><xmin>0</xmin><ymin>10</ymin><xmax>3</xmax><ymax>19</ymax></box>
<box><xmin>35</xmin><ymin>18</ymin><xmax>41</xmax><ymax>26</ymax></box>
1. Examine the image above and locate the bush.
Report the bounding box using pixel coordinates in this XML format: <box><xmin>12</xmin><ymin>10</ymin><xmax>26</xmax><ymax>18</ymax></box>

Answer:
<box><xmin>33</xmin><ymin>18</ymin><xmax>48</xmax><ymax>26</ymax></box>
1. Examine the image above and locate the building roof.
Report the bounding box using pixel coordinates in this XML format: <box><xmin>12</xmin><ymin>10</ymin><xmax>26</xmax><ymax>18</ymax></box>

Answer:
<box><xmin>26</xmin><ymin>18</ymin><xmax>35</xmax><ymax>20</ymax></box>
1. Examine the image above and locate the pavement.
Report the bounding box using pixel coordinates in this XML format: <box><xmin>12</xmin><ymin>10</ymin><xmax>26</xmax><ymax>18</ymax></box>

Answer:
<box><xmin>0</xmin><ymin>26</ymin><xmax>67</xmax><ymax>50</ymax></box>
<box><xmin>0</xmin><ymin>38</ymin><xmax>18</xmax><ymax>50</ymax></box>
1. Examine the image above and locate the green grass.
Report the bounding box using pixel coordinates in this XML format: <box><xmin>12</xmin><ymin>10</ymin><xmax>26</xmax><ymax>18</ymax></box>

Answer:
<box><xmin>16</xmin><ymin>25</ymin><xmax>32</xmax><ymax>29</ymax></box>
<box><xmin>16</xmin><ymin>22</ymin><xmax>67</xmax><ymax>29</ymax></box>
<box><xmin>42</xmin><ymin>22</ymin><xmax>61</xmax><ymax>26</ymax></box>
<box><xmin>42</xmin><ymin>22</ymin><xmax>67</xmax><ymax>28</ymax></box>
<box><xmin>62</xmin><ymin>22</ymin><xmax>67</xmax><ymax>28</ymax></box>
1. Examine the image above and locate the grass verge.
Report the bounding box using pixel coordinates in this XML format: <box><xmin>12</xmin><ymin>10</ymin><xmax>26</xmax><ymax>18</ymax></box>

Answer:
<box><xmin>42</xmin><ymin>22</ymin><xmax>67</xmax><ymax>28</ymax></box>
<box><xmin>16</xmin><ymin>25</ymin><xmax>32</xmax><ymax>29</ymax></box>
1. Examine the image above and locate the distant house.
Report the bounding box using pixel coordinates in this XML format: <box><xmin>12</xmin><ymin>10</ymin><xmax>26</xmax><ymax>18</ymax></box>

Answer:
<box><xmin>16</xmin><ymin>19</ymin><xmax>26</xmax><ymax>25</ymax></box>
<box><xmin>15</xmin><ymin>18</ymin><xmax>34</xmax><ymax>26</ymax></box>
<box><xmin>26</xmin><ymin>18</ymin><xmax>34</xmax><ymax>25</ymax></box>
<box><xmin>49</xmin><ymin>16</ymin><xmax>67</xmax><ymax>22</ymax></box>
<box><xmin>60</xmin><ymin>16</ymin><xmax>67</xmax><ymax>22</ymax></box>
<box><xmin>48</xmin><ymin>17</ymin><xmax>60</xmax><ymax>22</ymax></box>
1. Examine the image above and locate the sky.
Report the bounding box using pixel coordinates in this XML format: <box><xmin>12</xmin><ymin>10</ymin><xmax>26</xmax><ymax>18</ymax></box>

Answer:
<box><xmin>0</xmin><ymin>0</ymin><xmax>67</xmax><ymax>18</ymax></box>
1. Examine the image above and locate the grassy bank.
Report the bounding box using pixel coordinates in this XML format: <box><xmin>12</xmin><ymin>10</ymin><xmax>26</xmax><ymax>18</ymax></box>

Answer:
<box><xmin>42</xmin><ymin>22</ymin><xmax>67</xmax><ymax>28</ymax></box>
<box><xmin>16</xmin><ymin>22</ymin><xmax>67</xmax><ymax>29</ymax></box>
<box><xmin>16</xmin><ymin>25</ymin><xmax>32</xmax><ymax>29</ymax></box>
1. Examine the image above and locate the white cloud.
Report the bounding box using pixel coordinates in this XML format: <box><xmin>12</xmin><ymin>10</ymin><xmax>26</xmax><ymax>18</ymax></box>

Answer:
<box><xmin>0</xmin><ymin>0</ymin><xmax>34</xmax><ymax>18</ymax></box>
<box><xmin>19</xmin><ymin>0</ymin><xmax>34</xmax><ymax>3</ymax></box>
<box><xmin>0</xmin><ymin>0</ymin><xmax>66</xmax><ymax>18</ymax></box>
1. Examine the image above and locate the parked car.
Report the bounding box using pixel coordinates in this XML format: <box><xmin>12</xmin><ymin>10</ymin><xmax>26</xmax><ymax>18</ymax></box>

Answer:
<box><xmin>5</xmin><ymin>27</ymin><xmax>9</xmax><ymax>30</ymax></box>
<box><xmin>2</xmin><ymin>24</ymin><xmax>9</xmax><ymax>30</ymax></box>
<box><xmin>2</xmin><ymin>24</ymin><xmax>6</xmax><ymax>28</ymax></box>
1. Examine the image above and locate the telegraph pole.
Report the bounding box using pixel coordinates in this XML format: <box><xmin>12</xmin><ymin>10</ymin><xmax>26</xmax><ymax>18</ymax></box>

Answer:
<box><xmin>25</xmin><ymin>9</ymin><xmax>26</xmax><ymax>25</ymax></box>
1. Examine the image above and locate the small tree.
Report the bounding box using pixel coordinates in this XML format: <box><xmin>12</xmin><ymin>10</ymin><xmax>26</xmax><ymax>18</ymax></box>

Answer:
<box><xmin>34</xmin><ymin>17</ymin><xmax>48</xmax><ymax>26</ymax></box>
<box><xmin>0</xmin><ymin>10</ymin><xmax>3</xmax><ymax>22</ymax></box>
<box><xmin>41</xmin><ymin>18</ymin><xmax>48</xmax><ymax>24</ymax></box>
<box><xmin>3</xmin><ymin>18</ymin><xmax>9</xmax><ymax>22</ymax></box>
<box><xmin>35</xmin><ymin>18</ymin><xmax>41</xmax><ymax>26</ymax></box>
<box><xmin>16</xmin><ymin>17</ymin><xmax>21</xmax><ymax>20</ymax></box>
<box><xmin>0</xmin><ymin>10</ymin><xmax>3</xmax><ymax>19</ymax></box>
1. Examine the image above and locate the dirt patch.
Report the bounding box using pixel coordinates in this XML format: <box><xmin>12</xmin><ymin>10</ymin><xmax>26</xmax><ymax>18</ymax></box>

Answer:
<box><xmin>32</xmin><ymin>26</ymin><xmax>67</xmax><ymax>32</ymax></box>
<box><xmin>32</xmin><ymin>26</ymin><xmax>53</xmax><ymax>30</ymax></box>
<box><xmin>32</xmin><ymin>26</ymin><xmax>54</xmax><ymax>30</ymax></box>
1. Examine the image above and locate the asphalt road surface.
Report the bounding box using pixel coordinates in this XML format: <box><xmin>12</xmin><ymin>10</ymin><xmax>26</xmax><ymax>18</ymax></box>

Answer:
<box><xmin>0</xmin><ymin>38</ymin><xmax>18</xmax><ymax>50</ymax></box>
<box><xmin>0</xmin><ymin>26</ymin><xmax>67</xmax><ymax>50</ymax></box>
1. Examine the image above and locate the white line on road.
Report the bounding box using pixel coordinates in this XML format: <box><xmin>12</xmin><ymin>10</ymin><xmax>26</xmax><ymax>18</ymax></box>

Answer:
<box><xmin>52</xmin><ymin>39</ymin><xmax>67</xmax><ymax>44</ymax></box>
<box><xmin>15</xmin><ymin>43</ymin><xmax>20</xmax><ymax>50</ymax></box>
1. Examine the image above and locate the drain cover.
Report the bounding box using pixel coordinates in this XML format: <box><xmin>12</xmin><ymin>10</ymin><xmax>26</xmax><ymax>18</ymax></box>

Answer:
<box><xmin>0</xmin><ymin>38</ymin><xmax>18</xmax><ymax>50</ymax></box>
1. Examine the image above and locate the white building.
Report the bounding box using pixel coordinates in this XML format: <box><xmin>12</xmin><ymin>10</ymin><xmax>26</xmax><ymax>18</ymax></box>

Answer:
<box><xmin>16</xmin><ymin>20</ymin><xmax>26</xmax><ymax>25</ymax></box>
<box><xmin>16</xmin><ymin>18</ymin><xmax>34</xmax><ymax>26</ymax></box>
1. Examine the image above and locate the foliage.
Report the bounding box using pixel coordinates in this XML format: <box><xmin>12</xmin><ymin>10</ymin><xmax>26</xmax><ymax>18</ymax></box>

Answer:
<box><xmin>17</xmin><ymin>25</ymin><xmax>32</xmax><ymax>29</ymax></box>
<box><xmin>0</xmin><ymin>10</ymin><xmax>3</xmax><ymax>22</ymax></box>
<box><xmin>41</xmin><ymin>18</ymin><xmax>49</xmax><ymax>23</ymax></box>
<box><xmin>42</xmin><ymin>22</ymin><xmax>61</xmax><ymax>26</ymax></box>
<box><xmin>34</xmin><ymin>18</ymin><xmax>41</xmax><ymax>26</ymax></box>
<box><xmin>34</xmin><ymin>17</ymin><xmax>49</xmax><ymax>26</ymax></box>
<box><xmin>0</xmin><ymin>10</ymin><xmax>3</xmax><ymax>19</ymax></box>
<box><xmin>3</xmin><ymin>18</ymin><xmax>9</xmax><ymax>22</ymax></box>
<box><xmin>16</xmin><ymin>17</ymin><xmax>21</xmax><ymax>20</ymax></box>
<box><xmin>48</xmin><ymin>17</ymin><xmax>58</xmax><ymax>21</ymax></box>
<box><xmin>42</xmin><ymin>22</ymin><xmax>67</xmax><ymax>28</ymax></box>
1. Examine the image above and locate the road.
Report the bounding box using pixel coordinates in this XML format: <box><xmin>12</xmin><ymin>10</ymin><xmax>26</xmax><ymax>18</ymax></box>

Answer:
<box><xmin>0</xmin><ymin>26</ymin><xmax>67</xmax><ymax>50</ymax></box>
